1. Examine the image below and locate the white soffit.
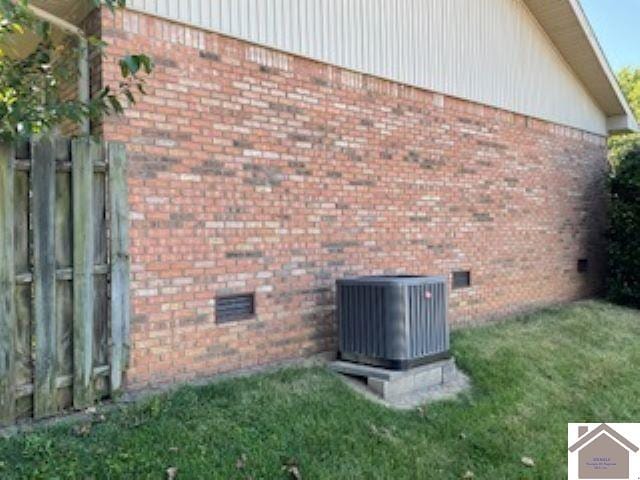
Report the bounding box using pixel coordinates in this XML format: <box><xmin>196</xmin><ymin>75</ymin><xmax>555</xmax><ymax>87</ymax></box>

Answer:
<box><xmin>523</xmin><ymin>0</ymin><xmax>638</xmax><ymax>131</ymax></box>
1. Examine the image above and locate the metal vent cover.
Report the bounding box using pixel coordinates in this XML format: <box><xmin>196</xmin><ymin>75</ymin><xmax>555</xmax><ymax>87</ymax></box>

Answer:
<box><xmin>337</xmin><ymin>276</ymin><xmax>449</xmax><ymax>370</ymax></box>
<box><xmin>216</xmin><ymin>293</ymin><xmax>255</xmax><ymax>324</ymax></box>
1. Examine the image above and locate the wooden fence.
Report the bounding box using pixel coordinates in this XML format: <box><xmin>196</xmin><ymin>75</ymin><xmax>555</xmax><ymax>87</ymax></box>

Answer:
<box><xmin>0</xmin><ymin>136</ymin><xmax>130</xmax><ymax>425</ymax></box>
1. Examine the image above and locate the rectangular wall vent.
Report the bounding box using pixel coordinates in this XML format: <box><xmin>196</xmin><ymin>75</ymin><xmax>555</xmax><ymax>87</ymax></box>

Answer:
<box><xmin>577</xmin><ymin>259</ymin><xmax>589</xmax><ymax>273</ymax></box>
<box><xmin>216</xmin><ymin>293</ymin><xmax>255</xmax><ymax>324</ymax></box>
<box><xmin>452</xmin><ymin>271</ymin><xmax>471</xmax><ymax>289</ymax></box>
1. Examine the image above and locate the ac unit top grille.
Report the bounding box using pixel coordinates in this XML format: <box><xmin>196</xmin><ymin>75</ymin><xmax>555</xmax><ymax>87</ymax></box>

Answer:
<box><xmin>338</xmin><ymin>275</ymin><xmax>447</xmax><ymax>287</ymax></box>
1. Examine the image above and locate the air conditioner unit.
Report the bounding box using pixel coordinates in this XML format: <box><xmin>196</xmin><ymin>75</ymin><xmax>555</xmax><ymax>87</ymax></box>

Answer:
<box><xmin>337</xmin><ymin>276</ymin><xmax>449</xmax><ymax>370</ymax></box>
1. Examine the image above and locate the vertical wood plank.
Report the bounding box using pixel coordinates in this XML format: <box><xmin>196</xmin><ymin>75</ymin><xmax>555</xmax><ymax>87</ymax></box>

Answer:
<box><xmin>93</xmin><ymin>171</ymin><xmax>108</xmax><ymax>371</ymax></box>
<box><xmin>54</xmin><ymin>139</ymin><xmax>74</xmax><ymax>410</ymax></box>
<box><xmin>32</xmin><ymin>136</ymin><xmax>58</xmax><ymax>418</ymax></box>
<box><xmin>14</xmin><ymin>285</ymin><xmax>33</xmax><ymax>418</ymax></box>
<box><xmin>93</xmin><ymin>144</ymin><xmax>110</xmax><ymax>398</ymax></box>
<box><xmin>72</xmin><ymin>138</ymin><xmax>96</xmax><ymax>408</ymax></box>
<box><xmin>109</xmin><ymin>143</ymin><xmax>130</xmax><ymax>395</ymax></box>
<box><xmin>0</xmin><ymin>143</ymin><xmax>16</xmax><ymax>424</ymax></box>
<box><xmin>14</xmin><ymin>170</ymin><xmax>32</xmax><ymax>415</ymax></box>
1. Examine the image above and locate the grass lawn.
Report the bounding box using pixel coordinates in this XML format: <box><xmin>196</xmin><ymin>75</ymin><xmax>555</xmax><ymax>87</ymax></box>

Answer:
<box><xmin>1</xmin><ymin>301</ymin><xmax>640</xmax><ymax>479</ymax></box>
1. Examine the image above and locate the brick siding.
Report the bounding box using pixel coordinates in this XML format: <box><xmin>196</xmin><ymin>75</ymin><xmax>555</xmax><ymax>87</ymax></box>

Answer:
<box><xmin>97</xmin><ymin>9</ymin><xmax>609</xmax><ymax>389</ymax></box>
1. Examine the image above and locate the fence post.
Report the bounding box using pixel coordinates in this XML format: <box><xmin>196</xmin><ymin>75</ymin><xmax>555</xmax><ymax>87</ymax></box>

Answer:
<box><xmin>0</xmin><ymin>143</ymin><xmax>16</xmax><ymax>425</ymax></box>
<box><xmin>72</xmin><ymin>138</ymin><xmax>96</xmax><ymax>408</ymax></box>
<box><xmin>108</xmin><ymin>143</ymin><xmax>130</xmax><ymax>395</ymax></box>
<box><xmin>32</xmin><ymin>136</ymin><xmax>58</xmax><ymax>418</ymax></box>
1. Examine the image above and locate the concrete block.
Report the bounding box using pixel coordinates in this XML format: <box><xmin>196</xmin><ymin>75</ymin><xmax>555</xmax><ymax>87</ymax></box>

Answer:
<box><xmin>331</xmin><ymin>357</ymin><xmax>467</xmax><ymax>405</ymax></box>
<box><xmin>333</xmin><ymin>357</ymin><xmax>470</xmax><ymax>409</ymax></box>
<box><xmin>414</xmin><ymin>367</ymin><xmax>443</xmax><ymax>387</ymax></box>
<box><xmin>442</xmin><ymin>358</ymin><xmax>458</xmax><ymax>382</ymax></box>
<box><xmin>386</xmin><ymin>375</ymin><xmax>415</xmax><ymax>397</ymax></box>
<box><xmin>329</xmin><ymin>361</ymin><xmax>403</xmax><ymax>381</ymax></box>
<box><xmin>367</xmin><ymin>378</ymin><xmax>386</xmax><ymax>397</ymax></box>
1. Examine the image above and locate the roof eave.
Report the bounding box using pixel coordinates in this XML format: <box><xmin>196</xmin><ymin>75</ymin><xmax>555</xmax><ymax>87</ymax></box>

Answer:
<box><xmin>0</xmin><ymin>0</ymin><xmax>92</xmax><ymax>59</ymax></box>
<box><xmin>523</xmin><ymin>0</ymin><xmax>639</xmax><ymax>135</ymax></box>
<box><xmin>607</xmin><ymin>115</ymin><xmax>640</xmax><ymax>134</ymax></box>
<box><xmin>567</xmin><ymin>0</ymin><xmax>639</xmax><ymax>134</ymax></box>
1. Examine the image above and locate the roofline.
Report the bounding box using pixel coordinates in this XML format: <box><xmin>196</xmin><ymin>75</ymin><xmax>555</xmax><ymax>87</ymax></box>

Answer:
<box><xmin>569</xmin><ymin>424</ymin><xmax>640</xmax><ymax>453</ymax></box>
<box><xmin>522</xmin><ymin>0</ymin><xmax>638</xmax><ymax>134</ymax></box>
<box><xmin>7</xmin><ymin>0</ymin><xmax>640</xmax><ymax>134</ymax></box>
<box><xmin>568</xmin><ymin>0</ymin><xmax>638</xmax><ymax>132</ymax></box>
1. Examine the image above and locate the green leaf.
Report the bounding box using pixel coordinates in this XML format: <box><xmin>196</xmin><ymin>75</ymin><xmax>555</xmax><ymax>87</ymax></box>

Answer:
<box><xmin>121</xmin><ymin>55</ymin><xmax>140</xmax><ymax>76</ymax></box>
<box><xmin>138</xmin><ymin>55</ymin><xmax>154</xmax><ymax>74</ymax></box>
<box><xmin>124</xmin><ymin>89</ymin><xmax>135</xmax><ymax>105</ymax></box>
<box><xmin>108</xmin><ymin>95</ymin><xmax>124</xmax><ymax>115</ymax></box>
<box><xmin>119</xmin><ymin>60</ymin><xmax>129</xmax><ymax>78</ymax></box>
<box><xmin>88</xmin><ymin>36</ymin><xmax>108</xmax><ymax>50</ymax></box>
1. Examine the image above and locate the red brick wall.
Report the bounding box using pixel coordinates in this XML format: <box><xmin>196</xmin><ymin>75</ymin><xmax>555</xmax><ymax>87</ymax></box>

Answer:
<box><xmin>99</xmin><ymin>9</ymin><xmax>608</xmax><ymax>389</ymax></box>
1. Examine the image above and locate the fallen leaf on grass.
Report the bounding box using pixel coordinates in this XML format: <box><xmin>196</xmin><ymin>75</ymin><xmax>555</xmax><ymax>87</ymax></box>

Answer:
<box><xmin>236</xmin><ymin>453</ymin><xmax>247</xmax><ymax>470</ymax></box>
<box><xmin>168</xmin><ymin>447</ymin><xmax>179</xmax><ymax>453</ymax></box>
<box><xmin>282</xmin><ymin>458</ymin><xmax>302</xmax><ymax>480</ymax></box>
<box><xmin>283</xmin><ymin>465</ymin><xmax>301</xmax><ymax>480</ymax></box>
<box><xmin>461</xmin><ymin>470</ymin><xmax>474</xmax><ymax>479</ymax></box>
<box><xmin>521</xmin><ymin>456</ymin><xmax>535</xmax><ymax>467</ymax></box>
<box><xmin>166</xmin><ymin>466</ymin><xmax>178</xmax><ymax>479</ymax></box>
<box><xmin>369</xmin><ymin>423</ymin><xmax>398</xmax><ymax>442</ymax></box>
<box><xmin>72</xmin><ymin>423</ymin><xmax>92</xmax><ymax>437</ymax></box>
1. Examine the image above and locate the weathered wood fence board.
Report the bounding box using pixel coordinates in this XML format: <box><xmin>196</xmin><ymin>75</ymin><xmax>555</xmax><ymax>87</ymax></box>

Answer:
<box><xmin>93</xmin><ymin>161</ymin><xmax>110</xmax><ymax>397</ymax></box>
<box><xmin>72</xmin><ymin>138</ymin><xmax>97</xmax><ymax>409</ymax></box>
<box><xmin>0</xmin><ymin>136</ymin><xmax>130</xmax><ymax>425</ymax></box>
<box><xmin>0</xmin><ymin>144</ymin><xmax>16</xmax><ymax>424</ymax></box>
<box><xmin>32</xmin><ymin>137</ymin><xmax>58</xmax><ymax>418</ymax></box>
<box><xmin>54</xmin><ymin>139</ymin><xmax>74</xmax><ymax>410</ymax></box>
<box><xmin>14</xmin><ymin>159</ymin><xmax>32</xmax><ymax>419</ymax></box>
<box><xmin>109</xmin><ymin>143</ymin><xmax>130</xmax><ymax>394</ymax></box>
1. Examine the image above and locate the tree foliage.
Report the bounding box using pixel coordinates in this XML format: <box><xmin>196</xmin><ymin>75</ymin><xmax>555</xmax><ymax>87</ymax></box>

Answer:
<box><xmin>609</xmin><ymin>68</ymin><xmax>640</xmax><ymax>167</ymax></box>
<box><xmin>0</xmin><ymin>0</ymin><xmax>152</xmax><ymax>142</ymax></box>
<box><xmin>606</xmin><ymin>68</ymin><xmax>640</xmax><ymax>306</ymax></box>
<box><xmin>607</xmin><ymin>145</ymin><xmax>640</xmax><ymax>307</ymax></box>
<box><xmin>618</xmin><ymin>68</ymin><xmax>640</xmax><ymax>117</ymax></box>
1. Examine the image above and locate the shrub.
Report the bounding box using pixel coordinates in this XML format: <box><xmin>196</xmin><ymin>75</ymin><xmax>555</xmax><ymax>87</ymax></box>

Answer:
<box><xmin>608</xmin><ymin>145</ymin><xmax>640</xmax><ymax>307</ymax></box>
<box><xmin>608</xmin><ymin>133</ymin><xmax>640</xmax><ymax>169</ymax></box>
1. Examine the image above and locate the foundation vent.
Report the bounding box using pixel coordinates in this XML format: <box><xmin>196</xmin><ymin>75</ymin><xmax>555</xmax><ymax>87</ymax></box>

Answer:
<box><xmin>216</xmin><ymin>293</ymin><xmax>255</xmax><ymax>324</ymax></box>
<box><xmin>452</xmin><ymin>270</ymin><xmax>471</xmax><ymax>289</ymax></box>
<box><xmin>578</xmin><ymin>259</ymin><xmax>589</xmax><ymax>273</ymax></box>
<box><xmin>337</xmin><ymin>276</ymin><xmax>449</xmax><ymax>370</ymax></box>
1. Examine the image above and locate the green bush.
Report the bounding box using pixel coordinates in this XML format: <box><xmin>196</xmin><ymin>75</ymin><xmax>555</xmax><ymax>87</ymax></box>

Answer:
<box><xmin>608</xmin><ymin>145</ymin><xmax>640</xmax><ymax>306</ymax></box>
<box><xmin>608</xmin><ymin>133</ymin><xmax>640</xmax><ymax>168</ymax></box>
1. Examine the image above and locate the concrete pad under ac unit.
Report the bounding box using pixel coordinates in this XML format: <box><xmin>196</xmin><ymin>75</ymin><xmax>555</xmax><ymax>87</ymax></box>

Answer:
<box><xmin>329</xmin><ymin>358</ymin><xmax>470</xmax><ymax>410</ymax></box>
